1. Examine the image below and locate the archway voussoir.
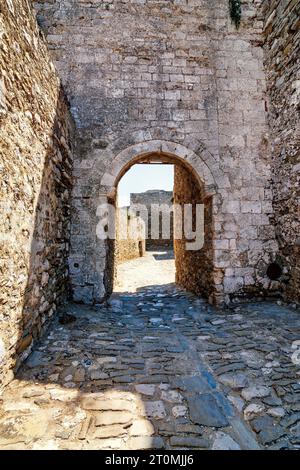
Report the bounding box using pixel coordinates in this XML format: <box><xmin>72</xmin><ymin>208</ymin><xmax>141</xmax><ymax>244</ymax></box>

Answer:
<box><xmin>204</xmin><ymin>184</ymin><xmax>217</xmax><ymax>196</ymax></box>
<box><xmin>215</xmin><ymin>175</ymin><xmax>231</xmax><ymax>189</ymax></box>
<box><xmin>106</xmin><ymin>137</ymin><xmax>225</xmax><ymax>193</ymax></box>
<box><xmin>182</xmin><ymin>135</ymin><xmax>205</xmax><ymax>153</ymax></box>
<box><xmin>101</xmin><ymin>172</ymin><xmax>116</xmax><ymax>186</ymax></box>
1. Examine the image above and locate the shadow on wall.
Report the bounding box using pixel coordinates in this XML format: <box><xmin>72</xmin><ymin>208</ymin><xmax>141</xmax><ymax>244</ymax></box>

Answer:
<box><xmin>0</xmin><ymin>86</ymin><xmax>74</xmax><ymax>389</ymax></box>
<box><xmin>15</xmin><ymin>88</ymin><xmax>74</xmax><ymax>379</ymax></box>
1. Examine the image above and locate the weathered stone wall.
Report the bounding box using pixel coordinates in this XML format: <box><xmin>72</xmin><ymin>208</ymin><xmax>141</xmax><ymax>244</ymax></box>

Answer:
<box><xmin>130</xmin><ymin>190</ymin><xmax>173</xmax><ymax>249</ymax></box>
<box><xmin>174</xmin><ymin>164</ymin><xmax>214</xmax><ymax>301</ymax></box>
<box><xmin>263</xmin><ymin>0</ymin><xmax>300</xmax><ymax>303</ymax></box>
<box><xmin>34</xmin><ymin>0</ymin><xmax>279</xmax><ymax>304</ymax></box>
<box><xmin>115</xmin><ymin>208</ymin><xmax>146</xmax><ymax>263</ymax></box>
<box><xmin>0</xmin><ymin>0</ymin><xmax>73</xmax><ymax>389</ymax></box>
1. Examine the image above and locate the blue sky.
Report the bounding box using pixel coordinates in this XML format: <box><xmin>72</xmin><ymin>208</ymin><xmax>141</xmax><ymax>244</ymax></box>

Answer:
<box><xmin>118</xmin><ymin>164</ymin><xmax>174</xmax><ymax>207</ymax></box>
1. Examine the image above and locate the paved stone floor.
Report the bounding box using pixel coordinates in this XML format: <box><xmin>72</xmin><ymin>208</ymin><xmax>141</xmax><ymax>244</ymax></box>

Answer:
<box><xmin>114</xmin><ymin>249</ymin><xmax>176</xmax><ymax>293</ymax></box>
<box><xmin>0</xmin><ymin>252</ymin><xmax>299</xmax><ymax>450</ymax></box>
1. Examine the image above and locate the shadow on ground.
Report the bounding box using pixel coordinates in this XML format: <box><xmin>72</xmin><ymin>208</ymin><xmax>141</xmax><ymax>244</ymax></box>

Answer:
<box><xmin>0</xmin><ymin>281</ymin><xmax>299</xmax><ymax>450</ymax></box>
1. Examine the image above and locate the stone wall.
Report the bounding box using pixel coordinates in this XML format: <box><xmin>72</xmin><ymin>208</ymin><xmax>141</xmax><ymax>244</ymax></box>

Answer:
<box><xmin>130</xmin><ymin>190</ymin><xmax>173</xmax><ymax>249</ymax></box>
<box><xmin>0</xmin><ymin>0</ymin><xmax>73</xmax><ymax>389</ymax></box>
<box><xmin>34</xmin><ymin>0</ymin><xmax>279</xmax><ymax>304</ymax></box>
<box><xmin>263</xmin><ymin>0</ymin><xmax>300</xmax><ymax>304</ymax></box>
<box><xmin>115</xmin><ymin>207</ymin><xmax>146</xmax><ymax>263</ymax></box>
<box><xmin>174</xmin><ymin>163</ymin><xmax>214</xmax><ymax>301</ymax></box>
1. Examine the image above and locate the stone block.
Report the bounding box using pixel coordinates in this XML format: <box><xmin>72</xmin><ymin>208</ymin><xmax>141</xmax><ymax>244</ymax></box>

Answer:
<box><xmin>241</xmin><ymin>202</ymin><xmax>262</xmax><ymax>214</ymax></box>
<box><xmin>187</xmin><ymin>393</ymin><xmax>229</xmax><ymax>428</ymax></box>
<box><xmin>223</xmin><ymin>277</ymin><xmax>244</xmax><ymax>294</ymax></box>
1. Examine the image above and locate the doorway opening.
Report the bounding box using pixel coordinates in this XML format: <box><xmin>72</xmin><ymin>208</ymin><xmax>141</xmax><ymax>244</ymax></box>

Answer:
<box><xmin>106</xmin><ymin>153</ymin><xmax>214</xmax><ymax>301</ymax></box>
<box><xmin>114</xmin><ymin>163</ymin><xmax>175</xmax><ymax>293</ymax></box>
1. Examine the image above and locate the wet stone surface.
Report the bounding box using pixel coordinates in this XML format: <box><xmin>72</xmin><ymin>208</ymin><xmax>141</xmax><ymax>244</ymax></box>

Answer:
<box><xmin>0</xmin><ymin>285</ymin><xmax>299</xmax><ymax>450</ymax></box>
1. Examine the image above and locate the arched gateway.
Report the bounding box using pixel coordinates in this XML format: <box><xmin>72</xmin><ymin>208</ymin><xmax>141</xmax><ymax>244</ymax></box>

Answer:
<box><xmin>69</xmin><ymin>132</ymin><xmax>232</xmax><ymax>306</ymax></box>
<box><xmin>69</xmin><ymin>127</ymin><xmax>279</xmax><ymax>307</ymax></box>
<box><xmin>100</xmin><ymin>139</ymin><xmax>218</xmax><ymax>195</ymax></box>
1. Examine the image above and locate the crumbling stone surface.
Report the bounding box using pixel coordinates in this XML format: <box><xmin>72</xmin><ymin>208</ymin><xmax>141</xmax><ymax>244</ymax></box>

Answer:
<box><xmin>263</xmin><ymin>0</ymin><xmax>300</xmax><ymax>303</ymax></box>
<box><xmin>0</xmin><ymin>1</ymin><xmax>73</xmax><ymax>389</ymax></box>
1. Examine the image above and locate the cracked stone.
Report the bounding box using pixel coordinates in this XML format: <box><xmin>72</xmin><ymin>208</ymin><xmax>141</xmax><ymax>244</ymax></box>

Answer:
<box><xmin>187</xmin><ymin>394</ymin><xmax>229</xmax><ymax>427</ymax></box>
<box><xmin>290</xmin><ymin>422</ymin><xmax>300</xmax><ymax>443</ymax></box>
<box><xmin>244</xmin><ymin>403</ymin><xmax>265</xmax><ymax>420</ymax></box>
<box><xmin>212</xmin><ymin>432</ymin><xmax>241</xmax><ymax>450</ymax></box>
<box><xmin>175</xmin><ymin>376</ymin><xmax>211</xmax><ymax>393</ymax></box>
<box><xmin>1</xmin><ymin>262</ymin><xmax>299</xmax><ymax>450</ymax></box>
<box><xmin>259</xmin><ymin>425</ymin><xmax>286</xmax><ymax>445</ymax></box>
<box><xmin>281</xmin><ymin>412</ymin><xmax>300</xmax><ymax>428</ymax></box>
<box><xmin>262</xmin><ymin>394</ymin><xmax>282</xmax><ymax>407</ymax></box>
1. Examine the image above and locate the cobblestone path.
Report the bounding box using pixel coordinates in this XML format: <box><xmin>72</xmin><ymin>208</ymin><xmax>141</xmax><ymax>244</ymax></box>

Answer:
<box><xmin>0</xmin><ymin>254</ymin><xmax>299</xmax><ymax>450</ymax></box>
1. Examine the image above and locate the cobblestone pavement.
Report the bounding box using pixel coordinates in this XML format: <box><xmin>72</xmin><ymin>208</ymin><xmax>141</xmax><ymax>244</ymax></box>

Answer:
<box><xmin>0</xmin><ymin>253</ymin><xmax>299</xmax><ymax>450</ymax></box>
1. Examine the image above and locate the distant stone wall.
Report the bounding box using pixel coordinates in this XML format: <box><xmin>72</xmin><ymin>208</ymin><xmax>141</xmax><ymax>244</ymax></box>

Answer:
<box><xmin>115</xmin><ymin>208</ymin><xmax>146</xmax><ymax>264</ymax></box>
<box><xmin>130</xmin><ymin>190</ymin><xmax>173</xmax><ymax>249</ymax></box>
<box><xmin>263</xmin><ymin>1</ymin><xmax>300</xmax><ymax>303</ymax></box>
<box><xmin>0</xmin><ymin>0</ymin><xmax>73</xmax><ymax>389</ymax></box>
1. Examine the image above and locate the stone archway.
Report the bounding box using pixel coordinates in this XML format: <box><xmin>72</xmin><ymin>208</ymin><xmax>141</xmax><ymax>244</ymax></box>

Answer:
<box><xmin>69</xmin><ymin>132</ymin><xmax>229</xmax><ymax>306</ymax></box>
<box><xmin>100</xmin><ymin>139</ymin><xmax>218</xmax><ymax>196</ymax></box>
<box><xmin>99</xmin><ymin>139</ymin><xmax>222</xmax><ymax>304</ymax></box>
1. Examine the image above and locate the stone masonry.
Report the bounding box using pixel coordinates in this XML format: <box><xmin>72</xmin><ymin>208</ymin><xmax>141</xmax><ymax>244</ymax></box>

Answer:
<box><xmin>263</xmin><ymin>0</ymin><xmax>300</xmax><ymax>303</ymax></box>
<box><xmin>33</xmin><ymin>0</ymin><xmax>283</xmax><ymax>305</ymax></box>
<box><xmin>174</xmin><ymin>163</ymin><xmax>214</xmax><ymax>302</ymax></box>
<box><xmin>0</xmin><ymin>0</ymin><xmax>300</xmax><ymax>450</ymax></box>
<box><xmin>0</xmin><ymin>0</ymin><xmax>299</xmax><ymax>395</ymax></box>
<box><xmin>115</xmin><ymin>207</ymin><xmax>146</xmax><ymax>263</ymax></box>
<box><xmin>0</xmin><ymin>259</ymin><xmax>299</xmax><ymax>450</ymax></box>
<box><xmin>130</xmin><ymin>189</ymin><xmax>174</xmax><ymax>249</ymax></box>
<box><xmin>0</xmin><ymin>1</ymin><xmax>73</xmax><ymax>389</ymax></box>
